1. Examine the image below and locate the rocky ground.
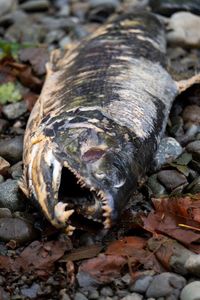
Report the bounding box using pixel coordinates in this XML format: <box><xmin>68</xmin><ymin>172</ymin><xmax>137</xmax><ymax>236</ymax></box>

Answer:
<box><xmin>0</xmin><ymin>0</ymin><xmax>200</xmax><ymax>299</ymax></box>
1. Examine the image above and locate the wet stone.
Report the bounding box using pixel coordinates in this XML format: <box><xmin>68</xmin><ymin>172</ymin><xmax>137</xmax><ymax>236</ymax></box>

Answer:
<box><xmin>0</xmin><ymin>179</ymin><xmax>24</xmax><ymax>212</ymax></box>
<box><xmin>74</xmin><ymin>292</ymin><xmax>89</xmax><ymax>300</ymax></box>
<box><xmin>153</xmin><ymin>137</ymin><xmax>183</xmax><ymax>170</ymax></box>
<box><xmin>149</xmin><ymin>0</ymin><xmax>200</xmax><ymax>16</ymax></box>
<box><xmin>0</xmin><ymin>217</ymin><xmax>37</xmax><ymax>244</ymax></box>
<box><xmin>9</xmin><ymin>161</ymin><xmax>23</xmax><ymax>179</ymax></box>
<box><xmin>182</xmin><ymin>105</ymin><xmax>200</xmax><ymax>125</ymax></box>
<box><xmin>100</xmin><ymin>286</ymin><xmax>114</xmax><ymax>297</ymax></box>
<box><xmin>2</xmin><ymin>101</ymin><xmax>27</xmax><ymax>120</ymax></box>
<box><xmin>146</xmin><ymin>273</ymin><xmax>186</xmax><ymax>298</ymax></box>
<box><xmin>130</xmin><ymin>275</ymin><xmax>153</xmax><ymax>293</ymax></box>
<box><xmin>20</xmin><ymin>0</ymin><xmax>50</xmax><ymax>12</ymax></box>
<box><xmin>186</xmin><ymin>140</ymin><xmax>200</xmax><ymax>162</ymax></box>
<box><xmin>0</xmin><ymin>156</ymin><xmax>10</xmax><ymax>175</ymax></box>
<box><xmin>0</xmin><ymin>136</ymin><xmax>23</xmax><ymax>164</ymax></box>
<box><xmin>157</xmin><ymin>170</ymin><xmax>187</xmax><ymax>191</ymax></box>
<box><xmin>21</xmin><ymin>283</ymin><xmax>41</xmax><ymax>299</ymax></box>
<box><xmin>167</xmin><ymin>12</ymin><xmax>200</xmax><ymax>48</ymax></box>
<box><xmin>180</xmin><ymin>281</ymin><xmax>200</xmax><ymax>300</ymax></box>
<box><xmin>121</xmin><ymin>293</ymin><xmax>143</xmax><ymax>300</ymax></box>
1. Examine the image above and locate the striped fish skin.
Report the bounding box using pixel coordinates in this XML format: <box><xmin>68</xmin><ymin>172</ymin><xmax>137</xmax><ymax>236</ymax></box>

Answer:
<box><xmin>19</xmin><ymin>12</ymin><xmax>178</xmax><ymax>233</ymax></box>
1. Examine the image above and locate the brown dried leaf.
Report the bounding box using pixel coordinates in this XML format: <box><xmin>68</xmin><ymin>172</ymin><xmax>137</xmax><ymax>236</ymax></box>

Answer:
<box><xmin>106</xmin><ymin>236</ymin><xmax>147</xmax><ymax>256</ymax></box>
<box><xmin>60</xmin><ymin>244</ymin><xmax>102</xmax><ymax>262</ymax></box>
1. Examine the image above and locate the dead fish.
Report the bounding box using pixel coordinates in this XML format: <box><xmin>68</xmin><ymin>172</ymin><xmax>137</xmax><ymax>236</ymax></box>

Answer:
<box><xmin>19</xmin><ymin>12</ymin><xmax>200</xmax><ymax>235</ymax></box>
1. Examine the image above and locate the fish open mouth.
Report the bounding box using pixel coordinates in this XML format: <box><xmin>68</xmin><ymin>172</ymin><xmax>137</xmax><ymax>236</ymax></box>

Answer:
<box><xmin>55</xmin><ymin>162</ymin><xmax>112</xmax><ymax>234</ymax></box>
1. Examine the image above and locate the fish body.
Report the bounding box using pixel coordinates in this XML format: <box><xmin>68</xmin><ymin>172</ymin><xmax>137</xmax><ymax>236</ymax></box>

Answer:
<box><xmin>20</xmin><ymin>12</ymin><xmax>178</xmax><ymax>233</ymax></box>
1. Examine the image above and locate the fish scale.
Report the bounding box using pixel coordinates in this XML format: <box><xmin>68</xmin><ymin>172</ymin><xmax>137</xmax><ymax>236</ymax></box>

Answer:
<box><xmin>20</xmin><ymin>12</ymin><xmax>182</xmax><ymax>234</ymax></box>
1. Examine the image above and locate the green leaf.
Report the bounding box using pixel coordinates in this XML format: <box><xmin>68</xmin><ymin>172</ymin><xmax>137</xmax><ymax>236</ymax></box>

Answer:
<box><xmin>0</xmin><ymin>82</ymin><xmax>22</xmax><ymax>104</ymax></box>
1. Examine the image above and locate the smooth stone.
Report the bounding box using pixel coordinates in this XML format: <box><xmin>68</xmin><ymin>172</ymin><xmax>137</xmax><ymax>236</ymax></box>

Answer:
<box><xmin>0</xmin><ymin>119</ymin><xmax>9</xmax><ymax>133</ymax></box>
<box><xmin>2</xmin><ymin>101</ymin><xmax>27</xmax><ymax>120</ymax></box>
<box><xmin>146</xmin><ymin>273</ymin><xmax>186</xmax><ymax>298</ymax></box>
<box><xmin>130</xmin><ymin>275</ymin><xmax>153</xmax><ymax>293</ymax></box>
<box><xmin>100</xmin><ymin>286</ymin><xmax>114</xmax><ymax>297</ymax></box>
<box><xmin>59</xmin><ymin>36</ymin><xmax>72</xmax><ymax>50</ymax></box>
<box><xmin>0</xmin><ymin>175</ymin><xmax>4</xmax><ymax>183</ymax></box>
<box><xmin>0</xmin><ymin>136</ymin><xmax>23</xmax><ymax>164</ymax></box>
<box><xmin>157</xmin><ymin>169</ymin><xmax>187</xmax><ymax>191</ymax></box>
<box><xmin>149</xmin><ymin>0</ymin><xmax>200</xmax><ymax>16</ymax></box>
<box><xmin>154</xmin><ymin>137</ymin><xmax>183</xmax><ymax>169</ymax></box>
<box><xmin>0</xmin><ymin>179</ymin><xmax>24</xmax><ymax>212</ymax></box>
<box><xmin>190</xmin><ymin>160</ymin><xmax>200</xmax><ymax>173</ymax></box>
<box><xmin>0</xmin><ymin>208</ymin><xmax>12</xmax><ymax>218</ymax></box>
<box><xmin>0</xmin><ymin>157</ymin><xmax>10</xmax><ymax>175</ymax></box>
<box><xmin>57</xmin><ymin>4</ymin><xmax>70</xmax><ymax>16</ymax></box>
<box><xmin>121</xmin><ymin>273</ymin><xmax>132</xmax><ymax>285</ymax></box>
<box><xmin>45</xmin><ymin>29</ymin><xmax>65</xmax><ymax>44</ymax></box>
<box><xmin>121</xmin><ymin>293</ymin><xmax>143</xmax><ymax>300</ymax></box>
<box><xmin>0</xmin><ymin>0</ymin><xmax>17</xmax><ymax>17</ymax></box>
<box><xmin>182</xmin><ymin>105</ymin><xmax>200</xmax><ymax>124</ymax></box>
<box><xmin>186</xmin><ymin>140</ymin><xmax>200</xmax><ymax>161</ymax></box>
<box><xmin>185</xmin><ymin>256</ymin><xmax>200</xmax><ymax>277</ymax></box>
<box><xmin>9</xmin><ymin>161</ymin><xmax>23</xmax><ymax>179</ymax></box>
<box><xmin>185</xmin><ymin>177</ymin><xmax>200</xmax><ymax>193</ymax></box>
<box><xmin>20</xmin><ymin>0</ymin><xmax>50</xmax><ymax>11</ymax></box>
<box><xmin>59</xmin><ymin>289</ymin><xmax>71</xmax><ymax>300</ymax></box>
<box><xmin>180</xmin><ymin>281</ymin><xmax>200</xmax><ymax>300</ymax></box>
<box><xmin>21</xmin><ymin>283</ymin><xmax>41</xmax><ymax>299</ymax></box>
<box><xmin>88</xmin><ymin>289</ymin><xmax>99</xmax><ymax>299</ymax></box>
<box><xmin>0</xmin><ymin>217</ymin><xmax>37</xmax><ymax>244</ymax></box>
<box><xmin>74</xmin><ymin>292</ymin><xmax>89</xmax><ymax>300</ymax></box>
<box><xmin>89</xmin><ymin>0</ymin><xmax>120</xmax><ymax>9</ymax></box>
<box><xmin>38</xmin><ymin>16</ymin><xmax>76</xmax><ymax>31</ymax></box>
<box><xmin>167</xmin><ymin>12</ymin><xmax>200</xmax><ymax>48</ymax></box>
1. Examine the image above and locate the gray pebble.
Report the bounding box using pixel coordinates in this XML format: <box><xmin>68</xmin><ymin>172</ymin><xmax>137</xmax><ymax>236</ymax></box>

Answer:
<box><xmin>157</xmin><ymin>169</ymin><xmax>187</xmax><ymax>191</ymax></box>
<box><xmin>74</xmin><ymin>292</ymin><xmax>89</xmax><ymax>300</ymax></box>
<box><xmin>45</xmin><ymin>29</ymin><xmax>65</xmax><ymax>44</ymax></box>
<box><xmin>59</xmin><ymin>289</ymin><xmax>71</xmax><ymax>300</ymax></box>
<box><xmin>58</xmin><ymin>4</ymin><xmax>70</xmax><ymax>16</ymax></box>
<box><xmin>0</xmin><ymin>119</ymin><xmax>9</xmax><ymax>133</ymax></box>
<box><xmin>154</xmin><ymin>137</ymin><xmax>183</xmax><ymax>170</ymax></box>
<box><xmin>146</xmin><ymin>273</ymin><xmax>186</xmax><ymax>298</ymax></box>
<box><xmin>20</xmin><ymin>0</ymin><xmax>50</xmax><ymax>11</ymax></box>
<box><xmin>88</xmin><ymin>289</ymin><xmax>99</xmax><ymax>299</ymax></box>
<box><xmin>147</xmin><ymin>174</ymin><xmax>166</xmax><ymax>196</ymax></box>
<box><xmin>0</xmin><ymin>179</ymin><xmax>25</xmax><ymax>212</ymax></box>
<box><xmin>89</xmin><ymin>0</ymin><xmax>120</xmax><ymax>9</ymax></box>
<box><xmin>130</xmin><ymin>276</ymin><xmax>153</xmax><ymax>293</ymax></box>
<box><xmin>180</xmin><ymin>281</ymin><xmax>200</xmax><ymax>300</ymax></box>
<box><xmin>59</xmin><ymin>36</ymin><xmax>72</xmax><ymax>50</ymax></box>
<box><xmin>0</xmin><ymin>136</ymin><xmax>23</xmax><ymax>164</ymax></box>
<box><xmin>0</xmin><ymin>217</ymin><xmax>37</xmax><ymax>244</ymax></box>
<box><xmin>0</xmin><ymin>175</ymin><xmax>4</xmax><ymax>183</ymax></box>
<box><xmin>121</xmin><ymin>273</ymin><xmax>132</xmax><ymax>285</ymax></box>
<box><xmin>100</xmin><ymin>287</ymin><xmax>114</xmax><ymax>297</ymax></box>
<box><xmin>0</xmin><ymin>156</ymin><xmax>10</xmax><ymax>175</ymax></box>
<box><xmin>121</xmin><ymin>292</ymin><xmax>143</xmax><ymax>300</ymax></box>
<box><xmin>149</xmin><ymin>0</ymin><xmax>200</xmax><ymax>16</ymax></box>
<box><xmin>186</xmin><ymin>140</ymin><xmax>200</xmax><ymax>162</ymax></box>
<box><xmin>9</xmin><ymin>161</ymin><xmax>23</xmax><ymax>179</ymax></box>
<box><xmin>0</xmin><ymin>0</ymin><xmax>17</xmax><ymax>17</ymax></box>
<box><xmin>21</xmin><ymin>283</ymin><xmax>41</xmax><ymax>299</ymax></box>
<box><xmin>185</xmin><ymin>177</ymin><xmax>200</xmax><ymax>193</ymax></box>
<box><xmin>2</xmin><ymin>101</ymin><xmax>27</xmax><ymax>120</ymax></box>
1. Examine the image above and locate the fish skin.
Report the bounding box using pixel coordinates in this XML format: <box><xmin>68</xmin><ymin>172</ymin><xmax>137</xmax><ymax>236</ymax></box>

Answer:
<box><xmin>19</xmin><ymin>12</ymin><xmax>178</xmax><ymax>230</ymax></box>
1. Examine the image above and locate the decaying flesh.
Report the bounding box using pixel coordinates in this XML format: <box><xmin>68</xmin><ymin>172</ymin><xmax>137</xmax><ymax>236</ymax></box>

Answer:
<box><xmin>20</xmin><ymin>12</ymin><xmax>197</xmax><ymax>234</ymax></box>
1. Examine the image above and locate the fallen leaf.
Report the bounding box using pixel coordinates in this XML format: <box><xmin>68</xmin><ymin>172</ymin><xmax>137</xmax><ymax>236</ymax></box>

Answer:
<box><xmin>106</xmin><ymin>236</ymin><xmax>147</xmax><ymax>256</ymax></box>
<box><xmin>60</xmin><ymin>244</ymin><xmax>103</xmax><ymax>262</ymax></box>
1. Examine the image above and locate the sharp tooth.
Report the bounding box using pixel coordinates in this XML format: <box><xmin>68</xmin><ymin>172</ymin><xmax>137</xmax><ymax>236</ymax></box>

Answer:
<box><xmin>54</xmin><ymin>202</ymin><xmax>74</xmax><ymax>223</ymax></box>
<box><xmin>103</xmin><ymin>218</ymin><xmax>111</xmax><ymax>229</ymax></box>
<box><xmin>90</xmin><ymin>187</ymin><xmax>95</xmax><ymax>191</ymax></box>
<box><xmin>65</xmin><ymin>225</ymin><xmax>76</xmax><ymax>235</ymax></box>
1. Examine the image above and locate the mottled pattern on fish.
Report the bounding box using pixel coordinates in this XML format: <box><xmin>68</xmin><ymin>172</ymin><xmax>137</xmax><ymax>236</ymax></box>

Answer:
<box><xmin>20</xmin><ymin>12</ymin><xmax>178</xmax><ymax>233</ymax></box>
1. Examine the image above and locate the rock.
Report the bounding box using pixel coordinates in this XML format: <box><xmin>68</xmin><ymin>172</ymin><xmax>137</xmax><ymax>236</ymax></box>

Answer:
<box><xmin>0</xmin><ymin>217</ymin><xmax>37</xmax><ymax>244</ymax></box>
<box><xmin>185</xmin><ymin>255</ymin><xmax>200</xmax><ymax>277</ymax></box>
<box><xmin>183</xmin><ymin>105</ymin><xmax>200</xmax><ymax>125</ymax></box>
<box><xmin>88</xmin><ymin>289</ymin><xmax>99</xmax><ymax>299</ymax></box>
<box><xmin>57</xmin><ymin>4</ymin><xmax>70</xmax><ymax>16</ymax></box>
<box><xmin>157</xmin><ymin>169</ymin><xmax>187</xmax><ymax>191</ymax></box>
<box><xmin>59</xmin><ymin>36</ymin><xmax>72</xmax><ymax>50</ymax></box>
<box><xmin>0</xmin><ymin>175</ymin><xmax>4</xmax><ymax>183</ymax></box>
<box><xmin>146</xmin><ymin>273</ymin><xmax>186</xmax><ymax>298</ymax></box>
<box><xmin>130</xmin><ymin>275</ymin><xmax>153</xmax><ymax>293</ymax></box>
<box><xmin>0</xmin><ymin>0</ymin><xmax>17</xmax><ymax>17</ymax></box>
<box><xmin>0</xmin><ymin>208</ymin><xmax>12</xmax><ymax>218</ymax></box>
<box><xmin>0</xmin><ymin>156</ymin><xmax>10</xmax><ymax>175</ymax></box>
<box><xmin>9</xmin><ymin>161</ymin><xmax>23</xmax><ymax>179</ymax></box>
<box><xmin>19</xmin><ymin>48</ymin><xmax>49</xmax><ymax>76</ymax></box>
<box><xmin>21</xmin><ymin>283</ymin><xmax>41</xmax><ymax>299</ymax></box>
<box><xmin>2</xmin><ymin>101</ymin><xmax>27</xmax><ymax>120</ymax></box>
<box><xmin>186</xmin><ymin>140</ymin><xmax>200</xmax><ymax>161</ymax></box>
<box><xmin>180</xmin><ymin>281</ymin><xmax>200</xmax><ymax>300</ymax></box>
<box><xmin>0</xmin><ymin>287</ymin><xmax>10</xmax><ymax>300</ymax></box>
<box><xmin>154</xmin><ymin>137</ymin><xmax>183</xmax><ymax>170</ymax></box>
<box><xmin>185</xmin><ymin>177</ymin><xmax>200</xmax><ymax>193</ymax></box>
<box><xmin>20</xmin><ymin>0</ymin><xmax>50</xmax><ymax>11</ymax></box>
<box><xmin>74</xmin><ymin>292</ymin><xmax>89</xmax><ymax>300</ymax></box>
<box><xmin>59</xmin><ymin>289</ymin><xmax>71</xmax><ymax>300</ymax></box>
<box><xmin>121</xmin><ymin>293</ymin><xmax>143</xmax><ymax>300</ymax></box>
<box><xmin>45</xmin><ymin>29</ymin><xmax>65</xmax><ymax>44</ymax></box>
<box><xmin>167</xmin><ymin>12</ymin><xmax>200</xmax><ymax>48</ymax></box>
<box><xmin>38</xmin><ymin>16</ymin><xmax>76</xmax><ymax>31</ymax></box>
<box><xmin>0</xmin><ymin>136</ymin><xmax>23</xmax><ymax>164</ymax></box>
<box><xmin>149</xmin><ymin>0</ymin><xmax>200</xmax><ymax>16</ymax></box>
<box><xmin>0</xmin><ymin>119</ymin><xmax>9</xmax><ymax>133</ymax></box>
<box><xmin>88</xmin><ymin>0</ymin><xmax>120</xmax><ymax>22</ymax></box>
<box><xmin>0</xmin><ymin>179</ymin><xmax>24</xmax><ymax>212</ymax></box>
<box><xmin>89</xmin><ymin>0</ymin><xmax>120</xmax><ymax>9</ymax></box>
<box><xmin>100</xmin><ymin>286</ymin><xmax>114</xmax><ymax>297</ymax></box>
